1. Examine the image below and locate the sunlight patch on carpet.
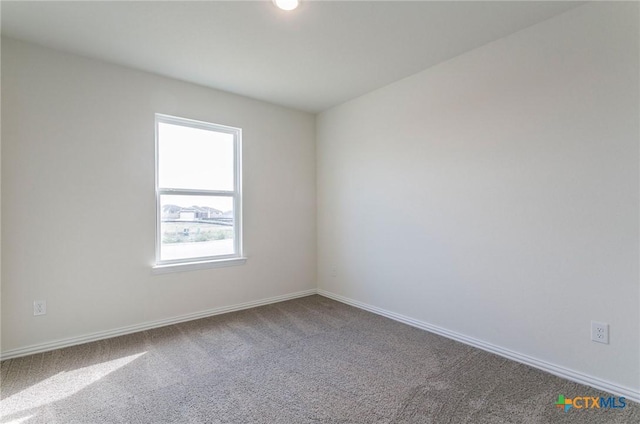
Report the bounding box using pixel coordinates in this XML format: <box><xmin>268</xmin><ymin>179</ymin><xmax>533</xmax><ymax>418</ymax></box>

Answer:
<box><xmin>1</xmin><ymin>352</ymin><xmax>146</xmax><ymax>418</ymax></box>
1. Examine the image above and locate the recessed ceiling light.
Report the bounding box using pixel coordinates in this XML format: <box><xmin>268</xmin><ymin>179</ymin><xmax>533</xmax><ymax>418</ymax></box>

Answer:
<box><xmin>273</xmin><ymin>0</ymin><xmax>300</xmax><ymax>11</ymax></box>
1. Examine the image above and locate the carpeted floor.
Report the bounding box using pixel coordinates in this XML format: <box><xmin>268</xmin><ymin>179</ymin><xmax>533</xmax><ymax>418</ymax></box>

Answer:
<box><xmin>1</xmin><ymin>295</ymin><xmax>637</xmax><ymax>423</ymax></box>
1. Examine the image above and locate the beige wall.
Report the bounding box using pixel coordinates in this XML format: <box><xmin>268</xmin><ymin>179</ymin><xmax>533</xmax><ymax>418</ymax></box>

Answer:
<box><xmin>1</xmin><ymin>38</ymin><xmax>316</xmax><ymax>352</ymax></box>
<box><xmin>317</xmin><ymin>2</ymin><xmax>639</xmax><ymax>391</ymax></box>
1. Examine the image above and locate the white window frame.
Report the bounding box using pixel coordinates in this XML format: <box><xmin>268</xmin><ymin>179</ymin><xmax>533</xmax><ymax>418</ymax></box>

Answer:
<box><xmin>153</xmin><ymin>114</ymin><xmax>245</xmax><ymax>273</ymax></box>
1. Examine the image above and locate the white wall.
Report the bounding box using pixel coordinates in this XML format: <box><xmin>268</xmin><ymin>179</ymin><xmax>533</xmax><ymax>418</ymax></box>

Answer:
<box><xmin>1</xmin><ymin>38</ymin><xmax>316</xmax><ymax>352</ymax></box>
<box><xmin>317</xmin><ymin>2</ymin><xmax>639</xmax><ymax>391</ymax></box>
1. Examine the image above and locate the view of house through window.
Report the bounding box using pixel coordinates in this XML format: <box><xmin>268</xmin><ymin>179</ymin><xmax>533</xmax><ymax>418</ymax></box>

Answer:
<box><xmin>156</xmin><ymin>114</ymin><xmax>242</xmax><ymax>265</ymax></box>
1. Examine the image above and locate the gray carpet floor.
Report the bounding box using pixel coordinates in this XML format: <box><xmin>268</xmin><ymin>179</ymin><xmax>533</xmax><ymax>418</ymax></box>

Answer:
<box><xmin>1</xmin><ymin>295</ymin><xmax>637</xmax><ymax>423</ymax></box>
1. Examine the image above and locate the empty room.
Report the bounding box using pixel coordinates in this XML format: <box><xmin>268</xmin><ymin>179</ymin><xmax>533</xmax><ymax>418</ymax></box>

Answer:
<box><xmin>1</xmin><ymin>1</ymin><xmax>638</xmax><ymax>423</ymax></box>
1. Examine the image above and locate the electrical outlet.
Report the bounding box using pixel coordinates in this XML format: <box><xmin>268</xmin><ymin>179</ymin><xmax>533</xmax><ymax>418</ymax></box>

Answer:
<box><xmin>33</xmin><ymin>300</ymin><xmax>46</xmax><ymax>316</ymax></box>
<box><xmin>330</xmin><ymin>267</ymin><xmax>337</xmax><ymax>277</ymax></box>
<box><xmin>591</xmin><ymin>321</ymin><xmax>608</xmax><ymax>344</ymax></box>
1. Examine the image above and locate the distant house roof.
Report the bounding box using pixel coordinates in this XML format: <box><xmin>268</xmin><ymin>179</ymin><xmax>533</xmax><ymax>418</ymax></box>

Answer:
<box><xmin>163</xmin><ymin>204</ymin><xmax>228</xmax><ymax>216</ymax></box>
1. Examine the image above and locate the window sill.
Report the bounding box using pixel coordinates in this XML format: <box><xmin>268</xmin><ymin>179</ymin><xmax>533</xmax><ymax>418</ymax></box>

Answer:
<box><xmin>152</xmin><ymin>257</ymin><xmax>247</xmax><ymax>274</ymax></box>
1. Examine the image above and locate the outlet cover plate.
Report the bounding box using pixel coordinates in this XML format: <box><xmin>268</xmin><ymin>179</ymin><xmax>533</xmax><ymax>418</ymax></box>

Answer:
<box><xmin>34</xmin><ymin>300</ymin><xmax>46</xmax><ymax>316</ymax></box>
<box><xmin>591</xmin><ymin>321</ymin><xmax>609</xmax><ymax>344</ymax></box>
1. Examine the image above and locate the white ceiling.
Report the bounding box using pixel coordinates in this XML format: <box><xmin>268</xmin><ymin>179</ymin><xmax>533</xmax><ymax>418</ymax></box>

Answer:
<box><xmin>1</xmin><ymin>1</ymin><xmax>582</xmax><ymax>113</ymax></box>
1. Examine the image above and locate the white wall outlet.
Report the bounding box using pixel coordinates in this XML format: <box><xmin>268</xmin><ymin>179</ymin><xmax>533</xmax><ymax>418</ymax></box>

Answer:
<box><xmin>330</xmin><ymin>267</ymin><xmax>337</xmax><ymax>277</ymax></box>
<box><xmin>33</xmin><ymin>300</ymin><xmax>46</xmax><ymax>316</ymax></box>
<box><xmin>591</xmin><ymin>321</ymin><xmax>608</xmax><ymax>344</ymax></box>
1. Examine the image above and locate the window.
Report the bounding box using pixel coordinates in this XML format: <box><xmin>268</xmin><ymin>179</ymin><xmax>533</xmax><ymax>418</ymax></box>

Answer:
<box><xmin>154</xmin><ymin>114</ymin><xmax>244</xmax><ymax>270</ymax></box>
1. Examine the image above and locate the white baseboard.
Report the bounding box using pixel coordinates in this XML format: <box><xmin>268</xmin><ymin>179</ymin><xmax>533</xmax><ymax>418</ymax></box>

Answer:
<box><xmin>4</xmin><ymin>287</ymin><xmax>638</xmax><ymax>404</ymax></box>
<box><xmin>317</xmin><ymin>289</ymin><xmax>640</xmax><ymax>404</ymax></box>
<box><xmin>0</xmin><ymin>289</ymin><xmax>318</xmax><ymax>361</ymax></box>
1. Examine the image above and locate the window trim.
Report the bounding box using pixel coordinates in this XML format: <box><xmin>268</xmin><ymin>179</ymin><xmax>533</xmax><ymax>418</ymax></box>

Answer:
<box><xmin>153</xmin><ymin>113</ymin><xmax>244</xmax><ymax>269</ymax></box>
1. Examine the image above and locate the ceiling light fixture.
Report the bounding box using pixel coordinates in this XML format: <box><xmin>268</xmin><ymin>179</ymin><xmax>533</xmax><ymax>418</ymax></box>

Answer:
<box><xmin>273</xmin><ymin>0</ymin><xmax>299</xmax><ymax>11</ymax></box>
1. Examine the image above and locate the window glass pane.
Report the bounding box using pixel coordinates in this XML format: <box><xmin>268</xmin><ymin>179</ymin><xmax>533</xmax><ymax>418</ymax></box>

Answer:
<box><xmin>160</xmin><ymin>195</ymin><xmax>235</xmax><ymax>261</ymax></box>
<box><xmin>158</xmin><ymin>122</ymin><xmax>234</xmax><ymax>191</ymax></box>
